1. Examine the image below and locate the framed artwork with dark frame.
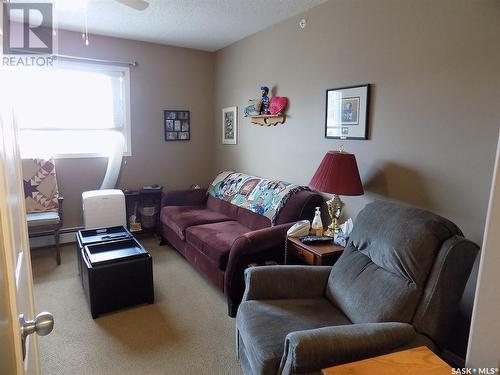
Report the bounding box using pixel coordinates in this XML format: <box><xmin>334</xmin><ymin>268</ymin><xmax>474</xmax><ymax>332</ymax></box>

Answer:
<box><xmin>164</xmin><ymin>110</ymin><xmax>190</xmax><ymax>141</ymax></box>
<box><xmin>325</xmin><ymin>84</ymin><xmax>370</xmax><ymax>140</ymax></box>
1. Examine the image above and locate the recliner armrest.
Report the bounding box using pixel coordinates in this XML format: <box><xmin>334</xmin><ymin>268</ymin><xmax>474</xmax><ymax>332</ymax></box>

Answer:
<box><xmin>161</xmin><ymin>188</ymin><xmax>207</xmax><ymax>207</ymax></box>
<box><xmin>279</xmin><ymin>322</ymin><xmax>416</xmax><ymax>374</ymax></box>
<box><xmin>241</xmin><ymin>265</ymin><xmax>332</xmax><ymax>302</ymax></box>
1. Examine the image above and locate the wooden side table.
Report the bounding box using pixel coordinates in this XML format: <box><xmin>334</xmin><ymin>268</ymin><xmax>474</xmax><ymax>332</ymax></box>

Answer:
<box><xmin>321</xmin><ymin>346</ymin><xmax>451</xmax><ymax>375</ymax></box>
<box><xmin>286</xmin><ymin>237</ymin><xmax>343</xmax><ymax>266</ymax></box>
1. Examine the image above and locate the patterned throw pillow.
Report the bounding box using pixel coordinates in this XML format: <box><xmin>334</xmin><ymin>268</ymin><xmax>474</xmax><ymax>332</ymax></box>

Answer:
<box><xmin>22</xmin><ymin>158</ymin><xmax>60</xmax><ymax>213</ymax></box>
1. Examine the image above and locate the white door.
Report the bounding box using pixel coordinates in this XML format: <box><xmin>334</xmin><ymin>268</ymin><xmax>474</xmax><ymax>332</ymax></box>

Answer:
<box><xmin>0</xmin><ymin>102</ymin><xmax>53</xmax><ymax>374</ymax></box>
<box><xmin>467</xmin><ymin>129</ymin><xmax>500</xmax><ymax>368</ymax></box>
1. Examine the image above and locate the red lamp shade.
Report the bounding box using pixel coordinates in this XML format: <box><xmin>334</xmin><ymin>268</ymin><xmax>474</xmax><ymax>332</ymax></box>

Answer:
<box><xmin>309</xmin><ymin>151</ymin><xmax>364</xmax><ymax>196</ymax></box>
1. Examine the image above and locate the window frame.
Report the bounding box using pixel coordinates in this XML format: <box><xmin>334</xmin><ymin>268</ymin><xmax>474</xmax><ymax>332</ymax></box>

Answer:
<box><xmin>17</xmin><ymin>60</ymin><xmax>132</xmax><ymax>159</ymax></box>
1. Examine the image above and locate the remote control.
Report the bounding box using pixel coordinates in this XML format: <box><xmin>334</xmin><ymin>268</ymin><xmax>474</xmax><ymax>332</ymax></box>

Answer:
<box><xmin>299</xmin><ymin>235</ymin><xmax>334</xmax><ymax>244</ymax></box>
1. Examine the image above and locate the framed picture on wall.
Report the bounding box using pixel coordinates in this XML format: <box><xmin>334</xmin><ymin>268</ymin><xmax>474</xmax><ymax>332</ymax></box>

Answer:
<box><xmin>164</xmin><ymin>110</ymin><xmax>190</xmax><ymax>141</ymax></box>
<box><xmin>325</xmin><ymin>84</ymin><xmax>370</xmax><ymax>140</ymax></box>
<box><xmin>222</xmin><ymin>106</ymin><xmax>237</xmax><ymax>145</ymax></box>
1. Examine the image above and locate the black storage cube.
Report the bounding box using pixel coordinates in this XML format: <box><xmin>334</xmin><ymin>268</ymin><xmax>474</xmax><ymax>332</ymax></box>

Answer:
<box><xmin>80</xmin><ymin>237</ymin><xmax>154</xmax><ymax>318</ymax></box>
<box><xmin>76</xmin><ymin>226</ymin><xmax>133</xmax><ymax>283</ymax></box>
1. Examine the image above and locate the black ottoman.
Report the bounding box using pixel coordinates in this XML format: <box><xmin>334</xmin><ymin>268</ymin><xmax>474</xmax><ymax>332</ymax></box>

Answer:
<box><xmin>80</xmin><ymin>237</ymin><xmax>154</xmax><ymax>318</ymax></box>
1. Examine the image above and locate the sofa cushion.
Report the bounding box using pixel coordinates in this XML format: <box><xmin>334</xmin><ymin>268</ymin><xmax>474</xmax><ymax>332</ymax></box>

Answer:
<box><xmin>185</xmin><ymin>221</ymin><xmax>251</xmax><ymax>270</ymax></box>
<box><xmin>207</xmin><ymin>195</ymin><xmax>271</xmax><ymax>230</ymax></box>
<box><xmin>237</xmin><ymin>298</ymin><xmax>351</xmax><ymax>375</ymax></box>
<box><xmin>236</xmin><ymin>206</ymin><xmax>270</xmax><ymax>231</ymax></box>
<box><xmin>160</xmin><ymin>205</ymin><xmax>231</xmax><ymax>240</ymax></box>
<box><xmin>326</xmin><ymin>200</ymin><xmax>462</xmax><ymax>324</ymax></box>
<box><xmin>207</xmin><ymin>195</ymin><xmax>238</xmax><ymax>219</ymax></box>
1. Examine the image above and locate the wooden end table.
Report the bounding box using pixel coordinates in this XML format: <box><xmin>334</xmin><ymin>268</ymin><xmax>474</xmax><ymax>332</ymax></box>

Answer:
<box><xmin>321</xmin><ymin>346</ymin><xmax>452</xmax><ymax>375</ymax></box>
<box><xmin>286</xmin><ymin>237</ymin><xmax>343</xmax><ymax>266</ymax></box>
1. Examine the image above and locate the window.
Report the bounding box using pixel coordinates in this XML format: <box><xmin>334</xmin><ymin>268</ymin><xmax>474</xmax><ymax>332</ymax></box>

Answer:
<box><xmin>6</xmin><ymin>61</ymin><xmax>131</xmax><ymax>158</ymax></box>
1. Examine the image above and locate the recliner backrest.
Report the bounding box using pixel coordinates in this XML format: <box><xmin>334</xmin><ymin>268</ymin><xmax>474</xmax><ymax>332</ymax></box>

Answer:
<box><xmin>412</xmin><ymin>236</ymin><xmax>478</xmax><ymax>349</ymax></box>
<box><xmin>326</xmin><ymin>200</ymin><xmax>462</xmax><ymax>324</ymax></box>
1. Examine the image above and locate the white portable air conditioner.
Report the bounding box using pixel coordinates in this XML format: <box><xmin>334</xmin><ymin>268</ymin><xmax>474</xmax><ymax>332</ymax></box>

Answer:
<box><xmin>82</xmin><ymin>189</ymin><xmax>126</xmax><ymax>229</ymax></box>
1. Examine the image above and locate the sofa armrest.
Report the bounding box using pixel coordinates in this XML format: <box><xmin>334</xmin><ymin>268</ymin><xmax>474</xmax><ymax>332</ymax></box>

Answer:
<box><xmin>279</xmin><ymin>322</ymin><xmax>417</xmax><ymax>374</ymax></box>
<box><xmin>225</xmin><ymin>223</ymin><xmax>292</xmax><ymax>286</ymax></box>
<box><xmin>241</xmin><ymin>265</ymin><xmax>332</xmax><ymax>302</ymax></box>
<box><xmin>161</xmin><ymin>188</ymin><xmax>207</xmax><ymax>207</ymax></box>
<box><xmin>232</xmin><ymin>222</ymin><xmax>293</xmax><ymax>257</ymax></box>
<box><xmin>224</xmin><ymin>223</ymin><xmax>295</xmax><ymax>315</ymax></box>
<box><xmin>224</xmin><ymin>222</ymin><xmax>333</xmax><ymax>316</ymax></box>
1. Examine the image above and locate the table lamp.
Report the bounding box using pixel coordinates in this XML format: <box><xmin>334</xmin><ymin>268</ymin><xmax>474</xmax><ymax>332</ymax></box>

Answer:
<box><xmin>309</xmin><ymin>148</ymin><xmax>364</xmax><ymax>236</ymax></box>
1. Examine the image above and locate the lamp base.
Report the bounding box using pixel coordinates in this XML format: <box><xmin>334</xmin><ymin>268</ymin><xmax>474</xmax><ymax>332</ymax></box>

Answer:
<box><xmin>325</xmin><ymin>195</ymin><xmax>344</xmax><ymax>237</ymax></box>
<box><xmin>324</xmin><ymin>226</ymin><xmax>335</xmax><ymax>237</ymax></box>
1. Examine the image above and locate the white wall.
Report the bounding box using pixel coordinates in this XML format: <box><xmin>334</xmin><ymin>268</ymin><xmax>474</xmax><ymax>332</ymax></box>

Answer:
<box><xmin>467</xmin><ymin>130</ymin><xmax>500</xmax><ymax>368</ymax></box>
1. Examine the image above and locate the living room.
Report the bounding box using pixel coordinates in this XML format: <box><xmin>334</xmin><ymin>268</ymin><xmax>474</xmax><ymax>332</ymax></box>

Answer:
<box><xmin>0</xmin><ymin>0</ymin><xmax>499</xmax><ymax>374</ymax></box>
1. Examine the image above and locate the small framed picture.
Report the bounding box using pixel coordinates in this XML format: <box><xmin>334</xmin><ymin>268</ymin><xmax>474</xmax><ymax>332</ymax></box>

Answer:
<box><xmin>164</xmin><ymin>110</ymin><xmax>190</xmax><ymax>141</ymax></box>
<box><xmin>222</xmin><ymin>106</ymin><xmax>237</xmax><ymax>145</ymax></box>
<box><xmin>166</xmin><ymin>132</ymin><xmax>178</xmax><ymax>140</ymax></box>
<box><xmin>325</xmin><ymin>84</ymin><xmax>370</xmax><ymax>140</ymax></box>
<box><xmin>166</xmin><ymin>120</ymin><xmax>174</xmax><ymax>131</ymax></box>
<box><xmin>179</xmin><ymin>132</ymin><xmax>190</xmax><ymax>140</ymax></box>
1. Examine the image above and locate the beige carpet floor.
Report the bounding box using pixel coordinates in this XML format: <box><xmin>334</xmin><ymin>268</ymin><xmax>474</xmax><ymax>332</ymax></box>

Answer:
<box><xmin>31</xmin><ymin>237</ymin><xmax>243</xmax><ymax>375</ymax></box>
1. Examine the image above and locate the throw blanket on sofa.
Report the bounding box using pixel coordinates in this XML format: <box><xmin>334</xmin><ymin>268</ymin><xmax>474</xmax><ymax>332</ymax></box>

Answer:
<box><xmin>208</xmin><ymin>171</ymin><xmax>310</xmax><ymax>225</ymax></box>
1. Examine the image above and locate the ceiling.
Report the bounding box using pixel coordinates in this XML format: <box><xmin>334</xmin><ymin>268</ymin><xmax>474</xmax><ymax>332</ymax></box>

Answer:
<box><xmin>46</xmin><ymin>0</ymin><xmax>328</xmax><ymax>52</ymax></box>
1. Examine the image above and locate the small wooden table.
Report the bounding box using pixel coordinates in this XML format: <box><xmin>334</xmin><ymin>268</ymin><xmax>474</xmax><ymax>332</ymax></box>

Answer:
<box><xmin>286</xmin><ymin>237</ymin><xmax>343</xmax><ymax>266</ymax></box>
<box><xmin>321</xmin><ymin>346</ymin><xmax>452</xmax><ymax>375</ymax></box>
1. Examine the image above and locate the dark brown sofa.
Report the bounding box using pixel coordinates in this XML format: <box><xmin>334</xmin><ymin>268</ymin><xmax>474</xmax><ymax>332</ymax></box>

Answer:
<box><xmin>160</xmin><ymin>184</ymin><xmax>322</xmax><ymax>317</ymax></box>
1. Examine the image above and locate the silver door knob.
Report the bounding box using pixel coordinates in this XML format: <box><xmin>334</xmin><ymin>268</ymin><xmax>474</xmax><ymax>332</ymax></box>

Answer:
<box><xmin>19</xmin><ymin>312</ymin><xmax>54</xmax><ymax>359</ymax></box>
<box><xmin>20</xmin><ymin>312</ymin><xmax>54</xmax><ymax>338</ymax></box>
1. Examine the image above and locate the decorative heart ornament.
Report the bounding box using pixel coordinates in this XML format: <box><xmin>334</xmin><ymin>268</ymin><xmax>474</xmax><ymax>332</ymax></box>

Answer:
<box><xmin>269</xmin><ymin>97</ymin><xmax>288</xmax><ymax>115</ymax></box>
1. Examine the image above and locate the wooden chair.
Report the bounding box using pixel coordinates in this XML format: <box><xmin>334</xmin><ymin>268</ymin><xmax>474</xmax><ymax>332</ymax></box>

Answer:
<box><xmin>22</xmin><ymin>158</ymin><xmax>63</xmax><ymax>265</ymax></box>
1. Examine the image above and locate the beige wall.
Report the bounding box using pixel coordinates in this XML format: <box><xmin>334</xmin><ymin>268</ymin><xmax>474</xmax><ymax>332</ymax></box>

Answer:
<box><xmin>54</xmin><ymin>31</ymin><xmax>215</xmax><ymax>228</ymax></box>
<box><xmin>214</xmin><ymin>0</ymin><xmax>500</xmax><ymax>244</ymax></box>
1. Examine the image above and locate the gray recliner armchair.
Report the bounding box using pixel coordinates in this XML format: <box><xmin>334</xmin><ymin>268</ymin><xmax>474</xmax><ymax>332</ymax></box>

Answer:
<box><xmin>236</xmin><ymin>200</ymin><xmax>479</xmax><ymax>375</ymax></box>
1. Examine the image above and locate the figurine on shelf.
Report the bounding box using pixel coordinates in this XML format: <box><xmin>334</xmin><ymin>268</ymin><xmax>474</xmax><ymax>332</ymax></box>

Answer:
<box><xmin>244</xmin><ymin>99</ymin><xmax>262</xmax><ymax>116</ymax></box>
<box><xmin>260</xmin><ymin>86</ymin><xmax>270</xmax><ymax>115</ymax></box>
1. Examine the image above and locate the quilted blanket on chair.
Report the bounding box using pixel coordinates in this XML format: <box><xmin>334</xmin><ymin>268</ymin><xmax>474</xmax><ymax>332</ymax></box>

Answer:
<box><xmin>207</xmin><ymin>171</ymin><xmax>309</xmax><ymax>225</ymax></box>
<box><xmin>22</xmin><ymin>158</ymin><xmax>60</xmax><ymax>213</ymax></box>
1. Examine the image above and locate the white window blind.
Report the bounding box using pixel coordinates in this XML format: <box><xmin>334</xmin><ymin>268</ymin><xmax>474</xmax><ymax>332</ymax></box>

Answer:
<box><xmin>7</xmin><ymin>61</ymin><xmax>131</xmax><ymax>158</ymax></box>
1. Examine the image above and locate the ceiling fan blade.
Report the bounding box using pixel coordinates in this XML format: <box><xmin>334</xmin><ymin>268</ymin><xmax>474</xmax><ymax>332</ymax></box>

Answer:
<box><xmin>114</xmin><ymin>0</ymin><xmax>149</xmax><ymax>11</ymax></box>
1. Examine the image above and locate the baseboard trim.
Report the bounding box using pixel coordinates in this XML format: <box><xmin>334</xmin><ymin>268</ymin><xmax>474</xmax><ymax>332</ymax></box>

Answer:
<box><xmin>29</xmin><ymin>227</ymin><xmax>83</xmax><ymax>248</ymax></box>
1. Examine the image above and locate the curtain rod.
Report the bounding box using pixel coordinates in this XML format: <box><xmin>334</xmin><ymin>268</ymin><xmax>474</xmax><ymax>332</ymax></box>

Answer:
<box><xmin>7</xmin><ymin>49</ymin><xmax>138</xmax><ymax>66</ymax></box>
<box><xmin>54</xmin><ymin>54</ymin><xmax>137</xmax><ymax>67</ymax></box>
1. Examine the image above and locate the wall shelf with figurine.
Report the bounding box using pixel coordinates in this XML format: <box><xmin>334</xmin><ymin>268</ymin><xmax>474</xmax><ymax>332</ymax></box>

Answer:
<box><xmin>248</xmin><ymin>114</ymin><xmax>286</xmax><ymax>126</ymax></box>
<box><xmin>244</xmin><ymin>86</ymin><xmax>288</xmax><ymax>127</ymax></box>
